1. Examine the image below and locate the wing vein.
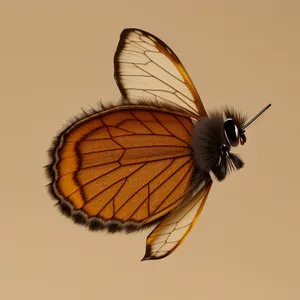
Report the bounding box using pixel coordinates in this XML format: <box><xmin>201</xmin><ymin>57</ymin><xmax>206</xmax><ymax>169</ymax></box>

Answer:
<box><xmin>131</xmin><ymin>63</ymin><xmax>194</xmax><ymax>104</ymax></box>
<box><xmin>66</xmin><ymin>165</ymin><xmax>122</xmax><ymax>198</ymax></box>
<box><xmin>152</xmin><ymin>161</ymin><xmax>193</xmax><ymax>213</ymax></box>
<box><xmin>123</xmin><ymin>159</ymin><xmax>175</xmax><ymax>219</ymax></box>
<box><xmin>85</xmin><ymin>163</ymin><xmax>146</xmax><ymax>204</ymax></box>
<box><xmin>143</xmin><ymin>52</ymin><xmax>185</xmax><ymax>83</ymax></box>
<box><xmin>145</xmin><ymin>90</ymin><xmax>197</xmax><ymax>113</ymax></box>
<box><xmin>112</xmin><ymin>159</ymin><xmax>173</xmax><ymax>217</ymax></box>
<box><xmin>98</xmin><ymin>178</ymin><xmax>127</xmax><ymax>215</ymax></box>
<box><xmin>174</xmin><ymin>116</ymin><xmax>192</xmax><ymax>136</ymax></box>
<box><xmin>149</xmin><ymin>112</ymin><xmax>189</xmax><ymax>146</ymax></box>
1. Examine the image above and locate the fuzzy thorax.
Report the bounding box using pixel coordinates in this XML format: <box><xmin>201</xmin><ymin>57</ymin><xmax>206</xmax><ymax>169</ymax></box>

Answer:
<box><xmin>191</xmin><ymin>111</ymin><xmax>244</xmax><ymax>181</ymax></box>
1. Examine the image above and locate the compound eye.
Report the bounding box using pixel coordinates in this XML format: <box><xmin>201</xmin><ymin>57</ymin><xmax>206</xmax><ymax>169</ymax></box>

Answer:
<box><xmin>224</xmin><ymin>118</ymin><xmax>239</xmax><ymax>147</ymax></box>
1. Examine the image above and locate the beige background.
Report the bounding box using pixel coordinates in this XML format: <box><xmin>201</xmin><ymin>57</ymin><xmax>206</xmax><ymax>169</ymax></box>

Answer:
<box><xmin>1</xmin><ymin>1</ymin><xmax>299</xmax><ymax>299</ymax></box>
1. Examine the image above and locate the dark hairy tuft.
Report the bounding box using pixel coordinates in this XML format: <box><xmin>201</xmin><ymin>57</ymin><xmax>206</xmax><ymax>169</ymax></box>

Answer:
<box><xmin>192</xmin><ymin>112</ymin><xmax>226</xmax><ymax>173</ymax></box>
<box><xmin>192</xmin><ymin>109</ymin><xmax>244</xmax><ymax>181</ymax></box>
<box><xmin>223</xmin><ymin>106</ymin><xmax>248</xmax><ymax>129</ymax></box>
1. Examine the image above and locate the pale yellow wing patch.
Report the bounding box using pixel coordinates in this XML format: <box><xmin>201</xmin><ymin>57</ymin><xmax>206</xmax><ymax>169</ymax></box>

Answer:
<box><xmin>142</xmin><ymin>180</ymin><xmax>212</xmax><ymax>260</ymax></box>
<box><xmin>114</xmin><ymin>28</ymin><xmax>207</xmax><ymax>119</ymax></box>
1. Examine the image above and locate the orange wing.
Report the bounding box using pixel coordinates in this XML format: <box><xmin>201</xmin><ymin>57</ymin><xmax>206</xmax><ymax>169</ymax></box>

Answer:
<box><xmin>114</xmin><ymin>28</ymin><xmax>207</xmax><ymax>120</ymax></box>
<box><xmin>47</xmin><ymin>105</ymin><xmax>195</xmax><ymax>233</ymax></box>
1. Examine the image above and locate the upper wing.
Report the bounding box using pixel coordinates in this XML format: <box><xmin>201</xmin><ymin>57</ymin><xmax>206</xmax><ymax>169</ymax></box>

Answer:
<box><xmin>114</xmin><ymin>28</ymin><xmax>207</xmax><ymax>120</ymax></box>
<box><xmin>47</xmin><ymin>105</ymin><xmax>195</xmax><ymax>233</ymax></box>
<box><xmin>142</xmin><ymin>180</ymin><xmax>212</xmax><ymax>261</ymax></box>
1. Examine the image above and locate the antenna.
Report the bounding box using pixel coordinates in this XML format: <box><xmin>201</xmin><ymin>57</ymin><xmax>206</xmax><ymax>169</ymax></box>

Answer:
<box><xmin>242</xmin><ymin>104</ymin><xmax>271</xmax><ymax>131</ymax></box>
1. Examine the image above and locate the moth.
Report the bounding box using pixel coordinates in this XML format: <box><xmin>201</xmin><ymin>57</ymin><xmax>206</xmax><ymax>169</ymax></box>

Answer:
<box><xmin>46</xmin><ymin>28</ymin><xmax>271</xmax><ymax>261</ymax></box>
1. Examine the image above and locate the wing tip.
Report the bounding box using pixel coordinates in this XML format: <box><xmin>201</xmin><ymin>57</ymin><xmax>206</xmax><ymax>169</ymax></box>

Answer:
<box><xmin>141</xmin><ymin>245</ymin><xmax>152</xmax><ymax>261</ymax></box>
<box><xmin>141</xmin><ymin>245</ymin><xmax>170</xmax><ymax>261</ymax></box>
<box><xmin>141</xmin><ymin>255</ymin><xmax>157</xmax><ymax>262</ymax></box>
<box><xmin>141</xmin><ymin>253</ymin><xmax>169</xmax><ymax>261</ymax></box>
<box><xmin>141</xmin><ymin>256</ymin><xmax>151</xmax><ymax>262</ymax></box>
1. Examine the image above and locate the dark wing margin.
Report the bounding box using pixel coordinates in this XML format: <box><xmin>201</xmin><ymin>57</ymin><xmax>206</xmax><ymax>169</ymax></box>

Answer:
<box><xmin>114</xmin><ymin>28</ymin><xmax>207</xmax><ymax>120</ymax></box>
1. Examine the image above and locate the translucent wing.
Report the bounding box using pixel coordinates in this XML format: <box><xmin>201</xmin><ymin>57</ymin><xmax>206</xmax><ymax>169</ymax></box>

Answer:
<box><xmin>47</xmin><ymin>105</ymin><xmax>196</xmax><ymax>233</ymax></box>
<box><xmin>114</xmin><ymin>28</ymin><xmax>207</xmax><ymax>119</ymax></box>
<box><xmin>142</xmin><ymin>180</ymin><xmax>212</xmax><ymax>260</ymax></box>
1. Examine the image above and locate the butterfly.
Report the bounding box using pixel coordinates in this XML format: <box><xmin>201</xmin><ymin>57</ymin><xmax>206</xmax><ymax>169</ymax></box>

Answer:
<box><xmin>46</xmin><ymin>28</ymin><xmax>271</xmax><ymax>261</ymax></box>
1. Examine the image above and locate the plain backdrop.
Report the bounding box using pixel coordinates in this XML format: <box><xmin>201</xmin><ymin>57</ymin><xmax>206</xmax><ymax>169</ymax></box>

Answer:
<box><xmin>1</xmin><ymin>1</ymin><xmax>299</xmax><ymax>299</ymax></box>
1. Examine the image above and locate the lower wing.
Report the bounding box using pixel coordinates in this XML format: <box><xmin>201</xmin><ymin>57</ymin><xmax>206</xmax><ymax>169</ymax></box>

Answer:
<box><xmin>142</xmin><ymin>179</ymin><xmax>213</xmax><ymax>260</ymax></box>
